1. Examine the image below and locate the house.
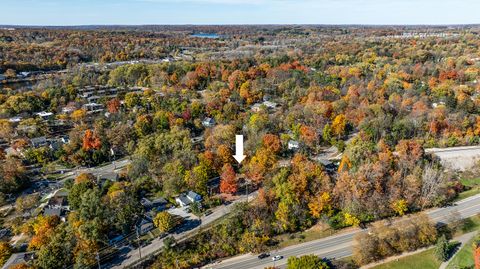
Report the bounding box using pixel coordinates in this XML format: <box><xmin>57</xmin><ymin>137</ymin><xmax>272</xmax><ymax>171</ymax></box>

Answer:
<box><xmin>0</xmin><ymin>74</ymin><xmax>6</xmax><ymax>81</ymax></box>
<box><xmin>251</xmin><ymin>103</ymin><xmax>263</xmax><ymax>112</ymax></box>
<box><xmin>141</xmin><ymin>197</ymin><xmax>168</xmax><ymax>212</ymax></box>
<box><xmin>48</xmin><ymin>138</ymin><xmax>66</xmax><ymax>151</ymax></box>
<box><xmin>175</xmin><ymin>194</ymin><xmax>192</xmax><ymax>207</ymax></box>
<box><xmin>136</xmin><ymin>217</ymin><xmax>154</xmax><ymax>235</ymax></box>
<box><xmin>0</xmin><ymin>228</ymin><xmax>11</xmax><ymax>240</ymax></box>
<box><xmin>43</xmin><ymin>207</ymin><xmax>64</xmax><ymax>218</ymax></box>
<box><xmin>97</xmin><ymin>172</ymin><xmax>119</xmax><ymax>182</ymax></box>
<box><xmin>62</xmin><ymin>105</ymin><xmax>76</xmax><ymax>114</ymax></box>
<box><xmin>30</xmin><ymin>136</ymin><xmax>48</xmax><ymax>148</ymax></box>
<box><xmin>36</xmin><ymin>111</ymin><xmax>54</xmax><ymax>121</ymax></box>
<box><xmin>1</xmin><ymin>252</ymin><xmax>35</xmax><ymax>269</ymax></box>
<box><xmin>187</xmin><ymin>191</ymin><xmax>202</xmax><ymax>203</ymax></box>
<box><xmin>8</xmin><ymin>116</ymin><xmax>22</xmax><ymax>124</ymax></box>
<box><xmin>83</xmin><ymin>103</ymin><xmax>104</xmax><ymax>113</ymax></box>
<box><xmin>262</xmin><ymin>101</ymin><xmax>278</xmax><ymax>110</ymax></box>
<box><xmin>316</xmin><ymin>159</ymin><xmax>337</xmax><ymax>173</ymax></box>
<box><xmin>202</xmin><ymin>117</ymin><xmax>215</xmax><ymax>128</ymax></box>
<box><xmin>288</xmin><ymin>140</ymin><xmax>300</xmax><ymax>151</ymax></box>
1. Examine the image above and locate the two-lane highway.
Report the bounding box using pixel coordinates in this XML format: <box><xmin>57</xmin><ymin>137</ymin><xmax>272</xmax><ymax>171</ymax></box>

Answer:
<box><xmin>212</xmin><ymin>193</ymin><xmax>480</xmax><ymax>269</ymax></box>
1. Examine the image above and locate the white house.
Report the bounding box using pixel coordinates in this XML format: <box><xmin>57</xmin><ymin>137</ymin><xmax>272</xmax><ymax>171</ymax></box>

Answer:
<box><xmin>288</xmin><ymin>140</ymin><xmax>300</xmax><ymax>151</ymax></box>
<box><xmin>175</xmin><ymin>191</ymin><xmax>202</xmax><ymax>207</ymax></box>
<box><xmin>36</xmin><ymin>111</ymin><xmax>54</xmax><ymax>120</ymax></box>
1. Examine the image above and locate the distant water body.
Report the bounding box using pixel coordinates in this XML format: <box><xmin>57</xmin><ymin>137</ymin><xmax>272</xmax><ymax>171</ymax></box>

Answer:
<box><xmin>191</xmin><ymin>33</ymin><xmax>221</xmax><ymax>38</ymax></box>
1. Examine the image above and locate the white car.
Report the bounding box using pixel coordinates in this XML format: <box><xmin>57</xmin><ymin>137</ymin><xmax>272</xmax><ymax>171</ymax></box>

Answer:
<box><xmin>272</xmin><ymin>255</ymin><xmax>283</xmax><ymax>261</ymax></box>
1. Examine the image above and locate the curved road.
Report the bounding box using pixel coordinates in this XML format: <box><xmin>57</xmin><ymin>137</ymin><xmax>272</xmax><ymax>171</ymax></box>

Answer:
<box><xmin>211</xmin><ymin>194</ymin><xmax>480</xmax><ymax>269</ymax></box>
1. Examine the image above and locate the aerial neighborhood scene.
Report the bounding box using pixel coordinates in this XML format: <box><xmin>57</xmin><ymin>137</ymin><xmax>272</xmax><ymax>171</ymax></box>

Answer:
<box><xmin>2</xmin><ymin>1</ymin><xmax>480</xmax><ymax>269</ymax></box>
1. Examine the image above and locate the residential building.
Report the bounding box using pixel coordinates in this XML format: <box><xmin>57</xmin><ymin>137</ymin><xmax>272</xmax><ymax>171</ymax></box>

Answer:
<box><xmin>30</xmin><ymin>136</ymin><xmax>48</xmax><ymax>148</ymax></box>
<box><xmin>136</xmin><ymin>217</ymin><xmax>154</xmax><ymax>235</ymax></box>
<box><xmin>1</xmin><ymin>252</ymin><xmax>35</xmax><ymax>269</ymax></box>
<box><xmin>187</xmin><ymin>191</ymin><xmax>202</xmax><ymax>203</ymax></box>
<box><xmin>202</xmin><ymin>117</ymin><xmax>215</xmax><ymax>127</ymax></box>
<box><xmin>175</xmin><ymin>194</ymin><xmax>192</xmax><ymax>207</ymax></box>
<box><xmin>288</xmin><ymin>140</ymin><xmax>300</xmax><ymax>151</ymax></box>
<box><xmin>36</xmin><ymin>111</ymin><xmax>54</xmax><ymax>120</ymax></box>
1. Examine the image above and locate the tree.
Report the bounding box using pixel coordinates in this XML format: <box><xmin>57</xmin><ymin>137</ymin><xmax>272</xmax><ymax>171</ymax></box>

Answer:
<box><xmin>35</xmin><ymin>224</ymin><xmax>75</xmax><ymax>269</ymax></box>
<box><xmin>153</xmin><ymin>211</ymin><xmax>176</xmax><ymax>233</ymax></box>
<box><xmin>331</xmin><ymin>114</ymin><xmax>347</xmax><ymax>137</ymax></box>
<box><xmin>71</xmin><ymin>109</ymin><xmax>87</xmax><ymax>123</ymax></box>
<box><xmin>107</xmin><ymin>98</ymin><xmax>121</xmax><ymax>114</ymax></box>
<box><xmin>435</xmin><ymin>234</ymin><xmax>449</xmax><ymax>262</ymax></box>
<box><xmin>82</xmin><ymin>129</ymin><xmax>101</xmax><ymax>151</ymax></box>
<box><xmin>163</xmin><ymin>236</ymin><xmax>176</xmax><ymax>251</ymax></box>
<box><xmin>220</xmin><ymin>163</ymin><xmax>237</xmax><ymax>194</ymax></box>
<box><xmin>391</xmin><ymin>199</ymin><xmax>408</xmax><ymax>216</ymax></box>
<box><xmin>0</xmin><ymin>242</ymin><xmax>12</xmax><ymax>267</ymax></box>
<box><xmin>287</xmin><ymin>255</ymin><xmax>330</xmax><ymax>269</ymax></box>
<box><xmin>308</xmin><ymin>192</ymin><xmax>333</xmax><ymax>218</ymax></box>
<box><xmin>474</xmin><ymin>239</ymin><xmax>480</xmax><ymax>269</ymax></box>
<box><xmin>262</xmin><ymin>134</ymin><xmax>281</xmax><ymax>153</ymax></box>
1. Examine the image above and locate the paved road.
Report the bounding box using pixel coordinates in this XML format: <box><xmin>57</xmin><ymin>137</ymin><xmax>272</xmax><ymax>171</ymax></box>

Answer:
<box><xmin>60</xmin><ymin>158</ymin><xmax>131</xmax><ymax>182</ymax></box>
<box><xmin>106</xmin><ymin>191</ymin><xmax>258</xmax><ymax>269</ymax></box>
<box><xmin>210</xmin><ymin>194</ymin><xmax>480</xmax><ymax>269</ymax></box>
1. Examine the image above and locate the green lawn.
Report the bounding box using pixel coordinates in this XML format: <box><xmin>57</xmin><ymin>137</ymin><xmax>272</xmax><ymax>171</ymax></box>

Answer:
<box><xmin>275</xmin><ymin>228</ymin><xmax>337</xmax><ymax>248</ymax></box>
<box><xmin>455</xmin><ymin>178</ymin><xmax>480</xmax><ymax>201</ymax></box>
<box><xmin>370</xmin><ymin>248</ymin><xmax>441</xmax><ymax>269</ymax></box>
<box><xmin>456</xmin><ymin>215</ymin><xmax>480</xmax><ymax>236</ymax></box>
<box><xmin>447</xmin><ymin>236</ymin><xmax>476</xmax><ymax>269</ymax></box>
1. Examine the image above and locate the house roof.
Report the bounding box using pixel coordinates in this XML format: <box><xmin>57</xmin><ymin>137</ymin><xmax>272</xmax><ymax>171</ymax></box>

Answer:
<box><xmin>176</xmin><ymin>195</ymin><xmax>191</xmax><ymax>206</ymax></box>
<box><xmin>43</xmin><ymin>207</ymin><xmax>63</xmax><ymax>217</ymax></box>
<box><xmin>1</xmin><ymin>252</ymin><xmax>34</xmax><ymax>269</ymax></box>
<box><xmin>30</xmin><ymin>136</ymin><xmax>47</xmax><ymax>146</ymax></box>
<box><xmin>187</xmin><ymin>191</ymin><xmax>202</xmax><ymax>201</ymax></box>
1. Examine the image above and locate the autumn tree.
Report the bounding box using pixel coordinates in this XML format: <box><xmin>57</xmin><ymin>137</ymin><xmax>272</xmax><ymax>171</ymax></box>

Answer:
<box><xmin>220</xmin><ymin>163</ymin><xmax>237</xmax><ymax>194</ymax></box>
<box><xmin>106</xmin><ymin>98</ymin><xmax>121</xmax><ymax>114</ymax></box>
<box><xmin>0</xmin><ymin>242</ymin><xmax>12</xmax><ymax>267</ymax></box>
<box><xmin>82</xmin><ymin>129</ymin><xmax>101</xmax><ymax>151</ymax></box>
<box><xmin>154</xmin><ymin>211</ymin><xmax>177</xmax><ymax>233</ymax></box>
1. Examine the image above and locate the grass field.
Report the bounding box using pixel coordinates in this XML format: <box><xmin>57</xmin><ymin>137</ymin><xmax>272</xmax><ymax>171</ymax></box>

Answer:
<box><xmin>456</xmin><ymin>177</ymin><xmax>480</xmax><ymax>201</ymax></box>
<box><xmin>447</xmin><ymin>236</ymin><xmax>476</xmax><ymax>269</ymax></box>
<box><xmin>370</xmin><ymin>248</ymin><xmax>441</xmax><ymax>269</ymax></box>
<box><xmin>275</xmin><ymin>228</ymin><xmax>337</xmax><ymax>248</ymax></box>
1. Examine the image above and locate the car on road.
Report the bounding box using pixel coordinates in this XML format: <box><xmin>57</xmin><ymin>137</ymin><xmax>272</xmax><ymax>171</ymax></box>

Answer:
<box><xmin>272</xmin><ymin>255</ymin><xmax>283</xmax><ymax>261</ymax></box>
<box><xmin>204</xmin><ymin>210</ymin><xmax>212</xmax><ymax>216</ymax></box>
<box><xmin>257</xmin><ymin>253</ymin><xmax>270</xmax><ymax>259</ymax></box>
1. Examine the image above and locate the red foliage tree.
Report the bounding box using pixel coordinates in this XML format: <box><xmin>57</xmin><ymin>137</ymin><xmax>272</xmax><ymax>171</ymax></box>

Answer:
<box><xmin>220</xmin><ymin>163</ymin><xmax>237</xmax><ymax>194</ymax></box>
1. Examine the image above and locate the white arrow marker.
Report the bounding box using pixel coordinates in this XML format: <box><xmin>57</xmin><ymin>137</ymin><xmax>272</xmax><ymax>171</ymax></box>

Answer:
<box><xmin>233</xmin><ymin>135</ymin><xmax>246</xmax><ymax>164</ymax></box>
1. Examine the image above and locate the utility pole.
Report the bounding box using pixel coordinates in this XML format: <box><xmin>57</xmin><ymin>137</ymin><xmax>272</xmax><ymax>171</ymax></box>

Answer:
<box><xmin>135</xmin><ymin>227</ymin><xmax>142</xmax><ymax>259</ymax></box>
<box><xmin>96</xmin><ymin>251</ymin><xmax>101</xmax><ymax>269</ymax></box>
<box><xmin>246</xmin><ymin>179</ymin><xmax>249</xmax><ymax>203</ymax></box>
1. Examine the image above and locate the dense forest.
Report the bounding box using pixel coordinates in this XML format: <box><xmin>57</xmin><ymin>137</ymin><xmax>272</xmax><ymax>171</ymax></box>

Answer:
<box><xmin>1</xmin><ymin>25</ymin><xmax>480</xmax><ymax>269</ymax></box>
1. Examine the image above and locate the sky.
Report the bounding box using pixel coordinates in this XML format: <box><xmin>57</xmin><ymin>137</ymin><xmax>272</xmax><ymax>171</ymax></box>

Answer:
<box><xmin>1</xmin><ymin>0</ymin><xmax>479</xmax><ymax>26</ymax></box>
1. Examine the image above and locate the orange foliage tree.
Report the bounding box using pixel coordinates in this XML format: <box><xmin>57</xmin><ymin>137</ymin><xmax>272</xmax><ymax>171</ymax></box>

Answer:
<box><xmin>220</xmin><ymin>163</ymin><xmax>237</xmax><ymax>194</ymax></box>
<box><xmin>82</xmin><ymin>129</ymin><xmax>101</xmax><ymax>151</ymax></box>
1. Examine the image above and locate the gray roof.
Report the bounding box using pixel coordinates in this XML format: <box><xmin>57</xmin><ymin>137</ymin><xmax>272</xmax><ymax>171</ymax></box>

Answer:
<box><xmin>176</xmin><ymin>195</ymin><xmax>191</xmax><ymax>206</ymax></box>
<box><xmin>187</xmin><ymin>191</ymin><xmax>202</xmax><ymax>202</ymax></box>
<box><xmin>1</xmin><ymin>252</ymin><xmax>34</xmax><ymax>269</ymax></box>
<box><xmin>43</xmin><ymin>207</ymin><xmax>63</xmax><ymax>217</ymax></box>
<box><xmin>30</xmin><ymin>136</ymin><xmax>47</xmax><ymax>147</ymax></box>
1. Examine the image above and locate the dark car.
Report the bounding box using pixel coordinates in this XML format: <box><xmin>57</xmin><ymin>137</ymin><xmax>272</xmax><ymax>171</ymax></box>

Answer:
<box><xmin>258</xmin><ymin>253</ymin><xmax>270</xmax><ymax>259</ymax></box>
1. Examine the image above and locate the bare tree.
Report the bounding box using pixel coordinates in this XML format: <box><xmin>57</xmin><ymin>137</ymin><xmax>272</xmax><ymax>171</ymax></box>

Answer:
<box><xmin>420</xmin><ymin>164</ymin><xmax>445</xmax><ymax>209</ymax></box>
